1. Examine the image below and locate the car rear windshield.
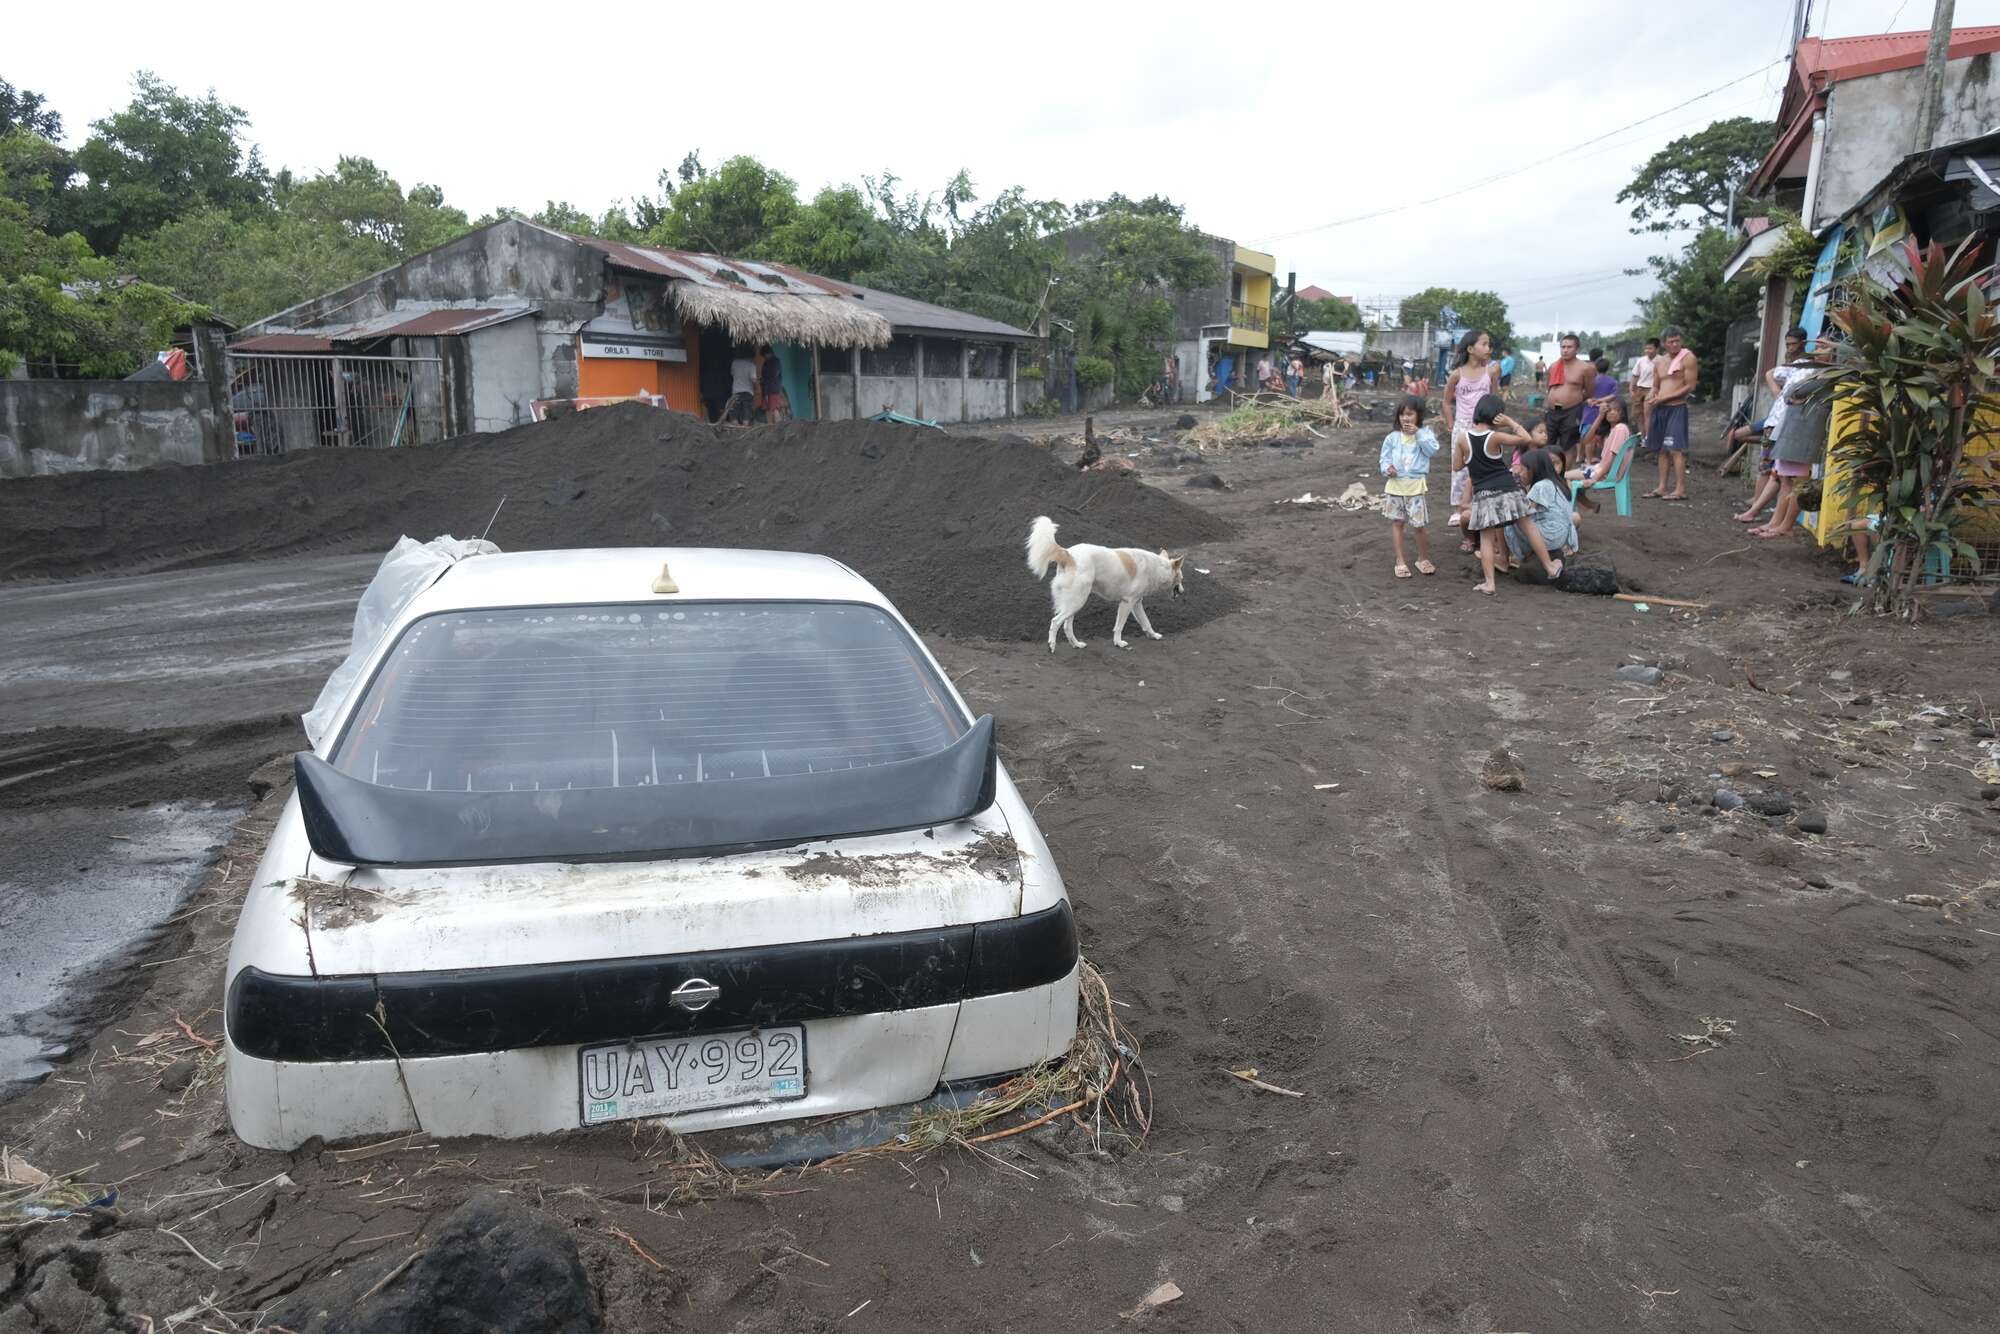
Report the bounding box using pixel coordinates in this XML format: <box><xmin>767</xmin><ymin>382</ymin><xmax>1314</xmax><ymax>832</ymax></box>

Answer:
<box><xmin>330</xmin><ymin>601</ymin><xmax>966</xmax><ymax>794</ymax></box>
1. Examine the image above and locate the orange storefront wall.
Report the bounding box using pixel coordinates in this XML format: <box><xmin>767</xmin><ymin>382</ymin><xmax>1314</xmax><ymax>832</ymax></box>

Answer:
<box><xmin>573</xmin><ymin>325</ymin><xmax>703</xmax><ymax>416</ymax></box>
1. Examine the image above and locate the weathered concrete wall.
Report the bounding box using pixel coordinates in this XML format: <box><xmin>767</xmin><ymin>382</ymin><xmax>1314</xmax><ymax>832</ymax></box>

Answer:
<box><xmin>1365</xmin><ymin>328</ymin><xmax>1432</xmax><ymax>362</ymax></box>
<box><xmin>965</xmin><ymin>379</ymin><xmax>1010</xmax><ymax>420</ymax></box>
<box><xmin>919</xmin><ymin>377</ymin><xmax>963</xmax><ymax>422</ymax></box>
<box><xmin>857</xmin><ymin>375</ymin><xmax>919</xmax><ymax>419</ymax></box>
<box><xmin>240</xmin><ymin>219</ymin><xmax>605</xmax><ymax>334</ymax></box>
<box><xmin>0</xmin><ymin>380</ymin><xmax>227</xmax><ymax>478</ymax></box>
<box><xmin>819</xmin><ymin>369</ymin><xmax>861</xmax><ymax>421</ymax></box>
<box><xmin>1818</xmin><ymin>52</ymin><xmax>2000</xmax><ymax>228</ymax></box>
<box><xmin>468</xmin><ymin>319</ymin><xmax>545</xmax><ymax>431</ymax></box>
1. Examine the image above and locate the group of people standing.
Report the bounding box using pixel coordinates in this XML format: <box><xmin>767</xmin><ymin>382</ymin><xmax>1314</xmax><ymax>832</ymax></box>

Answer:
<box><xmin>705</xmin><ymin>344</ymin><xmax>789</xmax><ymax>426</ymax></box>
<box><xmin>1374</xmin><ymin>324</ymin><xmax>1701</xmax><ymax>597</ymax></box>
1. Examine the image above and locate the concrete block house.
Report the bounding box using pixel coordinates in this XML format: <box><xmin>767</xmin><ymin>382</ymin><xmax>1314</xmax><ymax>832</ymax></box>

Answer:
<box><xmin>227</xmin><ymin>218</ymin><xmax>1034</xmax><ymax>452</ymax></box>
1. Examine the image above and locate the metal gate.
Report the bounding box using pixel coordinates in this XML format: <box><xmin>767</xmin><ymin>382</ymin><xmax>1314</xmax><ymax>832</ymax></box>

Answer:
<box><xmin>226</xmin><ymin>352</ymin><xmax>447</xmax><ymax>455</ymax></box>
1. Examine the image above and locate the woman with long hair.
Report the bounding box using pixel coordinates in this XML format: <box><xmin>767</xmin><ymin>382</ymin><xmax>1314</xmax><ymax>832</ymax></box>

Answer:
<box><xmin>1441</xmin><ymin>329</ymin><xmax>1497</xmax><ymax>551</ymax></box>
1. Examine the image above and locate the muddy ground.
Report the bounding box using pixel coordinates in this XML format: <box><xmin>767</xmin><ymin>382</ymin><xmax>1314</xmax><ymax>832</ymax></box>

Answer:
<box><xmin>4</xmin><ymin>401</ymin><xmax>1999</xmax><ymax>1332</ymax></box>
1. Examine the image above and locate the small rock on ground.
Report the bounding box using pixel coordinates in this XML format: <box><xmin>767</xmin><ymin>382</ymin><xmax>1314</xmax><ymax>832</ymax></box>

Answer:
<box><xmin>1747</xmin><ymin>791</ymin><xmax>1794</xmax><ymax>817</ymax></box>
<box><xmin>1616</xmin><ymin>665</ymin><xmax>1665</xmax><ymax>686</ymax></box>
<box><xmin>1714</xmin><ymin>789</ymin><xmax>1745</xmax><ymax>811</ymax></box>
<box><xmin>1481</xmin><ymin>747</ymin><xmax>1526</xmax><ymax>792</ymax></box>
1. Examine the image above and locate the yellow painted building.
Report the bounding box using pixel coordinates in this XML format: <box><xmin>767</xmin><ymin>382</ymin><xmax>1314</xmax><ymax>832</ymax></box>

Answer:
<box><xmin>1229</xmin><ymin>245</ymin><xmax>1276</xmax><ymax>351</ymax></box>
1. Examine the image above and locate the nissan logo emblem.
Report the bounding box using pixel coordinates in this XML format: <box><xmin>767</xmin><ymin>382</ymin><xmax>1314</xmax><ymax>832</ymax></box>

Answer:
<box><xmin>670</xmin><ymin>978</ymin><xmax>721</xmax><ymax>1012</ymax></box>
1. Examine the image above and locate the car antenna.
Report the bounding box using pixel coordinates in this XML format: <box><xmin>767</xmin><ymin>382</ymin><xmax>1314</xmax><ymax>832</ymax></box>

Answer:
<box><xmin>479</xmin><ymin>494</ymin><xmax>508</xmax><ymax>543</ymax></box>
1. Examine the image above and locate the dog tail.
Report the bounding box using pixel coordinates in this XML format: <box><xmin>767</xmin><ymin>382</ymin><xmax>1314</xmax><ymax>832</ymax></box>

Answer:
<box><xmin>1025</xmin><ymin>515</ymin><xmax>1073</xmax><ymax>580</ymax></box>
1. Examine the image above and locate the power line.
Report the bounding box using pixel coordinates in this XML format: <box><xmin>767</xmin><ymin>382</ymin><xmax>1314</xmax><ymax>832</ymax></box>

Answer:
<box><xmin>1253</xmin><ymin>58</ymin><xmax>1787</xmax><ymax>245</ymax></box>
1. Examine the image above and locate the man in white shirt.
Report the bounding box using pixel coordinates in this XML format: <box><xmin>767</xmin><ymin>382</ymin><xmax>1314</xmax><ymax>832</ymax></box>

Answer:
<box><xmin>1628</xmin><ymin>337</ymin><xmax>1658</xmax><ymax>436</ymax></box>
<box><xmin>726</xmin><ymin>349</ymin><xmax>756</xmax><ymax>425</ymax></box>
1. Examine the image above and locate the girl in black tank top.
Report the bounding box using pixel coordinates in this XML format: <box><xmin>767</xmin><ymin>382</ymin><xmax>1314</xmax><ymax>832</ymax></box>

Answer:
<box><xmin>1456</xmin><ymin>393</ymin><xmax>1563</xmax><ymax>595</ymax></box>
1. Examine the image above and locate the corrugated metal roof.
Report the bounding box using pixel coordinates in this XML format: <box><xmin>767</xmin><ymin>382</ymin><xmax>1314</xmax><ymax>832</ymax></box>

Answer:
<box><xmin>361</xmin><ymin>306</ymin><xmax>535</xmax><ymax>337</ymax></box>
<box><xmin>820</xmin><ymin>282</ymin><xmax>1035</xmax><ymax>341</ymax></box>
<box><xmin>1797</xmin><ymin>27</ymin><xmax>2000</xmax><ymax>82</ymax></box>
<box><xmin>571</xmin><ymin>236</ymin><xmax>846</xmax><ymax>297</ymax></box>
<box><xmin>228</xmin><ymin>305</ymin><xmax>535</xmax><ymax>351</ymax></box>
<box><xmin>1756</xmin><ymin>27</ymin><xmax>2000</xmax><ymax>195</ymax></box>
<box><xmin>231</xmin><ymin>332</ymin><xmax>335</xmax><ymax>353</ymax></box>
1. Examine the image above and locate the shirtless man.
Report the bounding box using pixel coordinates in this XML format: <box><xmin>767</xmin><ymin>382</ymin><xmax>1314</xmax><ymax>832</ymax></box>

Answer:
<box><xmin>1542</xmin><ymin>333</ymin><xmax>1593</xmax><ymax>460</ymax></box>
<box><xmin>1645</xmin><ymin>325</ymin><xmax>1698</xmax><ymax>500</ymax></box>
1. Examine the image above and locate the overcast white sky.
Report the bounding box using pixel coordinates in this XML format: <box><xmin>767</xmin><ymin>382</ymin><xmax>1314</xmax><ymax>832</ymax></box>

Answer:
<box><xmin>18</xmin><ymin>0</ymin><xmax>2000</xmax><ymax>334</ymax></box>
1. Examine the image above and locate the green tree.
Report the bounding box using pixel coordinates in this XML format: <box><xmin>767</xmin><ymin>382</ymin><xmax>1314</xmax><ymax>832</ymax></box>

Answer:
<box><xmin>276</xmin><ymin>157</ymin><xmax>469</xmax><ymax>255</ymax></box>
<box><xmin>0</xmin><ymin>78</ymin><xmax>63</xmax><ymax>138</ymax></box>
<box><xmin>764</xmin><ymin>184</ymin><xmax>893</xmax><ymax>281</ymax></box>
<box><xmin>121</xmin><ymin>160</ymin><xmax>472</xmax><ymax>324</ymax></box>
<box><xmin>526</xmin><ymin>200</ymin><xmax>595</xmax><ymax>233</ymax></box>
<box><xmin>1617</xmin><ymin>116</ymin><xmax>1774</xmax><ymax>234</ymax></box>
<box><xmin>645</xmin><ymin>154</ymin><xmax>800</xmax><ymax>255</ymax></box>
<box><xmin>67</xmin><ymin>72</ymin><xmax>269</xmax><ymax>254</ymax></box>
<box><xmin>1</xmin><ymin>130</ymin><xmax>77</xmax><ymax>231</ymax></box>
<box><xmin>1398</xmin><ymin>287</ymin><xmax>1515</xmax><ymax>352</ymax></box>
<box><xmin>1633</xmin><ymin>225</ymin><xmax>1756</xmax><ymax>393</ymax></box>
<box><xmin>1293</xmin><ymin>295</ymin><xmax>1363</xmax><ymax>331</ymax></box>
<box><xmin>1052</xmin><ymin>195</ymin><xmax>1218</xmax><ymax>394</ymax></box>
<box><xmin>0</xmin><ymin>197</ymin><xmax>197</xmax><ymax>376</ymax></box>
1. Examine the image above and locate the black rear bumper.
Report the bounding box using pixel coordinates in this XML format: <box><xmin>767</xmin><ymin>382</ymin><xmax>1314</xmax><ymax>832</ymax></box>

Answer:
<box><xmin>226</xmin><ymin>901</ymin><xmax>1077</xmax><ymax>1062</ymax></box>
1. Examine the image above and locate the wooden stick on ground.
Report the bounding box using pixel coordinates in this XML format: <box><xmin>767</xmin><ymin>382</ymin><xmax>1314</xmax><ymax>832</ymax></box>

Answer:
<box><xmin>1613</xmin><ymin>593</ymin><xmax>1710</xmax><ymax>610</ymax></box>
<box><xmin>1226</xmin><ymin>1068</ymin><xmax>1305</xmax><ymax>1098</ymax></box>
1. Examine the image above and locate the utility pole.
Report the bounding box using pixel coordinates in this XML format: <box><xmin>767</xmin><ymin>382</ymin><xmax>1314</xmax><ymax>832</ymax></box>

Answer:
<box><xmin>1915</xmin><ymin>0</ymin><xmax>1957</xmax><ymax>154</ymax></box>
<box><xmin>1790</xmin><ymin>0</ymin><xmax>1809</xmax><ymax>46</ymax></box>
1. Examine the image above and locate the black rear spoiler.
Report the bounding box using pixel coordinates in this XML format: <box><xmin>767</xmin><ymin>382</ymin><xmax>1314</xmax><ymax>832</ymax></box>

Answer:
<box><xmin>294</xmin><ymin>715</ymin><xmax>998</xmax><ymax>867</ymax></box>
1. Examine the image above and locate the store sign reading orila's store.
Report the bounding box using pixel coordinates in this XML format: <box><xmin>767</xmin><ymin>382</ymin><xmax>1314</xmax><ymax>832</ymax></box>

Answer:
<box><xmin>580</xmin><ymin>334</ymin><xmax>687</xmax><ymax>363</ymax></box>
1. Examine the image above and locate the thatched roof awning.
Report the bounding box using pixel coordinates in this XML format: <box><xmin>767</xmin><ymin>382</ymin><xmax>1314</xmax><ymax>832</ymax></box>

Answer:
<box><xmin>568</xmin><ymin>234</ymin><xmax>892</xmax><ymax>349</ymax></box>
<box><xmin>668</xmin><ymin>280</ymin><xmax>892</xmax><ymax>350</ymax></box>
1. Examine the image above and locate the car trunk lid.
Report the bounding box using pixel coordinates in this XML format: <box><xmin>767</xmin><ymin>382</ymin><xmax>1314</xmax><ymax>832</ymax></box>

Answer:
<box><xmin>297</xmin><ymin>809</ymin><xmax>1022</xmax><ymax>976</ymax></box>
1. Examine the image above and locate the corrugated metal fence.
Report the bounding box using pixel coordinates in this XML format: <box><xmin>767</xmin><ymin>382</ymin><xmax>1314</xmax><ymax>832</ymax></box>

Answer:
<box><xmin>226</xmin><ymin>353</ymin><xmax>446</xmax><ymax>455</ymax></box>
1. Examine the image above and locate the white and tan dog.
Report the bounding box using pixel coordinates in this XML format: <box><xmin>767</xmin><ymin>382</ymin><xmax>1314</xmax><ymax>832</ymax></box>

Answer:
<box><xmin>1025</xmin><ymin>515</ymin><xmax>1185</xmax><ymax>653</ymax></box>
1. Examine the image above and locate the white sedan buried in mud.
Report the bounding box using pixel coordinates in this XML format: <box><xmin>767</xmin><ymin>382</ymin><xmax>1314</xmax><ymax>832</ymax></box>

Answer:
<box><xmin>223</xmin><ymin>548</ymin><xmax>1079</xmax><ymax>1149</ymax></box>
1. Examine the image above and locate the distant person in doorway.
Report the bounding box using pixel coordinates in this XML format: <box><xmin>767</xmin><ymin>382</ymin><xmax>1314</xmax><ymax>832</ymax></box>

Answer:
<box><xmin>758</xmin><ymin>345</ymin><xmax>787</xmax><ymax>424</ymax></box>
<box><xmin>725</xmin><ymin>347</ymin><xmax>757</xmax><ymax>425</ymax></box>
<box><xmin>700</xmin><ymin>344</ymin><xmax>732</xmax><ymax>422</ymax></box>
<box><xmin>1164</xmin><ymin>351</ymin><xmax>1181</xmax><ymax>404</ymax></box>
<box><xmin>1287</xmin><ymin>352</ymin><xmax>1305</xmax><ymax>397</ymax></box>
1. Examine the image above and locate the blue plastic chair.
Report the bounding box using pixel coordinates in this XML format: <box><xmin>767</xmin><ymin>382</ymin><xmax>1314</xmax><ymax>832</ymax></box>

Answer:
<box><xmin>1571</xmin><ymin>432</ymin><xmax>1638</xmax><ymax>516</ymax></box>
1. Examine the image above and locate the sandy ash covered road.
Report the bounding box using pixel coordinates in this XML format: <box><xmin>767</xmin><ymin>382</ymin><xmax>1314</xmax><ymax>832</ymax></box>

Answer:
<box><xmin>0</xmin><ymin>556</ymin><xmax>373</xmax><ymax>1093</ymax></box>
<box><xmin>2</xmin><ymin>407</ymin><xmax>1999</xmax><ymax>1332</ymax></box>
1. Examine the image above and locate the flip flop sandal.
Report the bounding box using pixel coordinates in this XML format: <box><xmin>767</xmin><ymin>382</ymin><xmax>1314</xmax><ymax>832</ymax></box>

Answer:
<box><xmin>1472</xmin><ymin>584</ymin><xmax>1496</xmax><ymax>596</ymax></box>
<box><xmin>1415</xmin><ymin>560</ymin><xmax>1437</xmax><ymax>575</ymax></box>
<box><xmin>1394</xmin><ymin>563</ymin><xmax>1412</xmax><ymax>579</ymax></box>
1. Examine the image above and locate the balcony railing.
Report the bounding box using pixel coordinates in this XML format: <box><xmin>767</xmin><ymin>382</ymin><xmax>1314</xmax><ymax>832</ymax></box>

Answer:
<box><xmin>1230</xmin><ymin>301</ymin><xmax>1269</xmax><ymax>334</ymax></box>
